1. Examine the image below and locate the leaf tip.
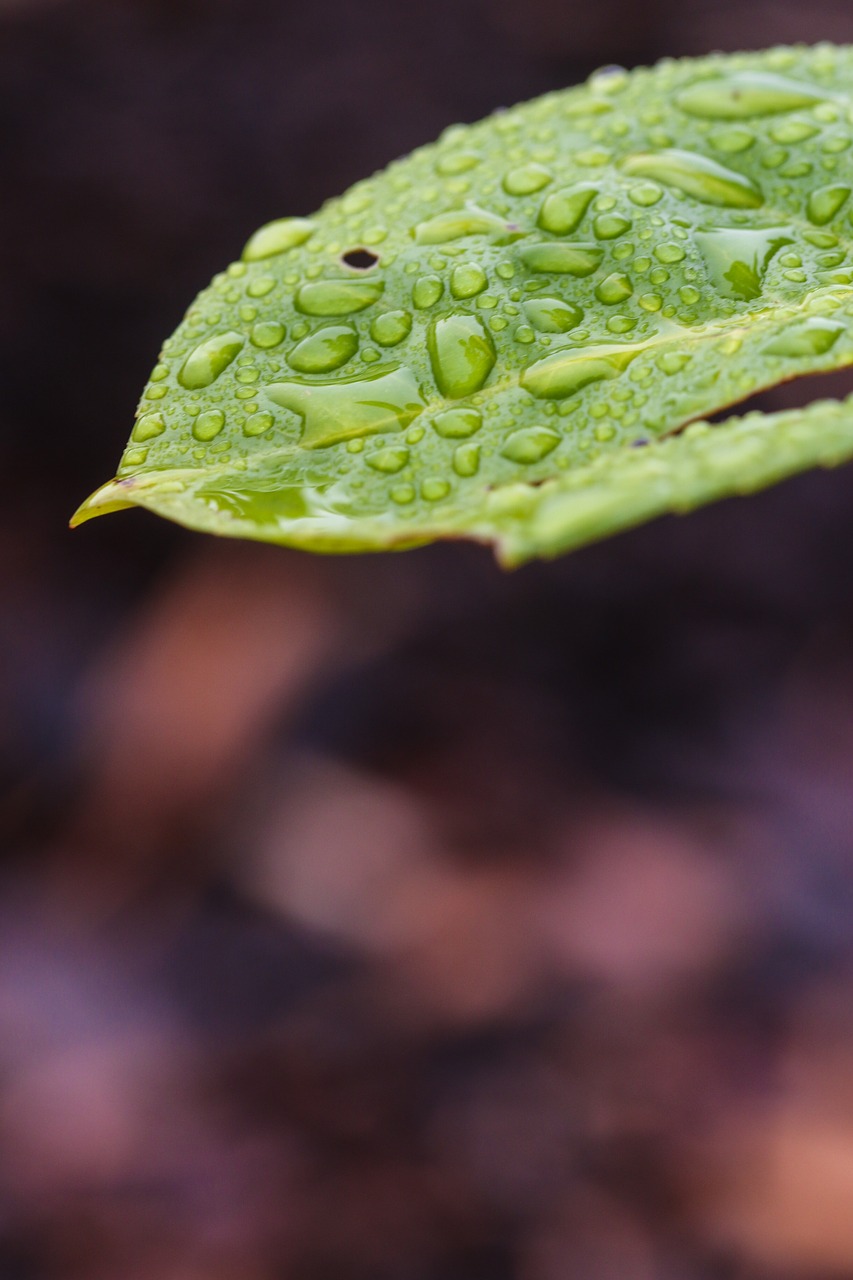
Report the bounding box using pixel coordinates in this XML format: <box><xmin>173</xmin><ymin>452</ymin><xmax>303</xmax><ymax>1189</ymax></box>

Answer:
<box><xmin>69</xmin><ymin>478</ymin><xmax>137</xmax><ymax>528</ymax></box>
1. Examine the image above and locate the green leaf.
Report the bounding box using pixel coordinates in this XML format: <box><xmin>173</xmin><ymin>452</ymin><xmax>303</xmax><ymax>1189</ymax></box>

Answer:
<box><xmin>73</xmin><ymin>44</ymin><xmax>853</xmax><ymax>564</ymax></box>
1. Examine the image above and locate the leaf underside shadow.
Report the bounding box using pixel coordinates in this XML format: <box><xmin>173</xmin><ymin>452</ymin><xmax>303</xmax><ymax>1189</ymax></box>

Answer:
<box><xmin>74</xmin><ymin>44</ymin><xmax>853</xmax><ymax>565</ymax></box>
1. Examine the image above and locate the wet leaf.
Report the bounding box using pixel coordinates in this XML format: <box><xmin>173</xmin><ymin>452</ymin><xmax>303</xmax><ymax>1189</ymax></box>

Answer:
<box><xmin>74</xmin><ymin>45</ymin><xmax>853</xmax><ymax>564</ymax></box>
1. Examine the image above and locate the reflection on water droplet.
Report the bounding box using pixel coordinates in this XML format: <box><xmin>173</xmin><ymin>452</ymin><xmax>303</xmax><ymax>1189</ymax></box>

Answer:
<box><xmin>695</xmin><ymin>225</ymin><xmax>792</xmax><ymax>299</ymax></box>
<box><xmin>523</xmin><ymin>297</ymin><xmax>583</xmax><ymax>333</ymax></box>
<box><xmin>622</xmin><ymin>149</ymin><xmax>763</xmax><ymax>208</ymax></box>
<box><xmin>242</xmin><ymin>217</ymin><xmax>317</xmax><ymax>261</ymax></box>
<box><xmin>521</xmin><ymin>340</ymin><xmax>645</xmax><ymax>398</ymax></box>
<box><xmin>451</xmin><ymin>263</ymin><xmax>488</xmax><ymax>298</ymax></box>
<box><xmin>807</xmin><ymin>184</ymin><xmax>851</xmax><ymax>225</ymax></box>
<box><xmin>243</xmin><ymin>411</ymin><xmax>274</xmax><ymax>436</ymax></box>
<box><xmin>503</xmin><ymin>163</ymin><xmax>553</xmax><ymax>196</ymax></box>
<box><xmin>366</xmin><ymin>446</ymin><xmax>410</xmax><ymax>473</ymax></box>
<box><xmin>413</xmin><ymin>275</ymin><xmax>444</xmax><ymax>309</ymax></box>
<box><xmin>288</xmin><ymin>324</ymin><xmax>359</xmax><ymax>373</ymax></box>
<box><xmin>132</xmin><ymin>412</ymin><xmax>166</xmax><ymax>442</ymax></box>
<box><xmin>295</xmin><ymin>279</ymin><xmax>384</xmax><ymax>316</ymax></box>
<box><xmin>501</xmin><ymin>426</ymin><xmax>560</xmax><ymax>463</ymax></box>
<box><xmin>193</xmin><ymin>409</ymin><xmax>225</xmax><ymax>441</ymax></box>
<box><xmin>453</xmin><ymin>443</ymin><xmax>480</xmax><ymax>476</ymax></box>
<box><xmin>764</xmin><ymin>316</ymin><xmax>846</xmax><ymax>356</ymax></box>
<box><xmin>432</xmin><ymin>408</ymin><xmax>483</xmax><ymax>438</ymax></box>
<box><xmin>537</xmin><ymin>185</ymin><xmax>596</xmax><ymax>235</ymax></box>
<box><xmin>250</xmin><ymin>321</ymin><xmax>286</xmax><ymax>349</ymax></box>
<box><xmin>596</xmin><ymin>272</ymin><xmax>633</xmax><ymax>304</ymax></box>
<box><xmin>371</xmin><ymin>310</ymin><xmax>412</xmax><ymax>346</ymax></box>
<box><xmin>428</xmin><ymin>314</ymin><xmax>496</xmax><ymax>398</ymax></box>
<box><xmin>266</xmin><ymin>364</ymin><xmax>426</xmax><ymax>449</ymax></box>
<box><xmin>676</xmin><ymin>72</ymin><xmax>828</xmax><ymax>119</ymax></box>
<box><xmin>519</xmin><ymin>242</ymin><xmax>604</xmax><ymax>276</ymax></box>
<box><xmin>178</xmin><ymin>332</ymin><xmax>245</xmax><ymax>389</ymax></box>
<box><xmin>413</xmin><ymin>203</ymin><xmax>513</xmax><ymax>244</ymax></box>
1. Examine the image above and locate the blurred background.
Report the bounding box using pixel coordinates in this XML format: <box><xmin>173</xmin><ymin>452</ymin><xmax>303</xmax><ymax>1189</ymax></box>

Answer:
<box><xmin>7</xmin><ymin>2</ymin><xmax>853</xmax><ymax>1277</ymax></box>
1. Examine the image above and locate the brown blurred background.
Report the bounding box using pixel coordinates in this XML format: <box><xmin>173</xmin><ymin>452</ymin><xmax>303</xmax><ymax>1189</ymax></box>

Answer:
<box><xmin>6</xmin><ymin>2</ymin><xmax>853</xmax><ymax>1277</ymax></box>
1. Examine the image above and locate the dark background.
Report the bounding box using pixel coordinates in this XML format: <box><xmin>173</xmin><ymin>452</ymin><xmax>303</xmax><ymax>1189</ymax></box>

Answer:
<box><xmin>5</xmin><ymin>2</ymin><xmax>853</xmax><ymax>1277</ymax></box>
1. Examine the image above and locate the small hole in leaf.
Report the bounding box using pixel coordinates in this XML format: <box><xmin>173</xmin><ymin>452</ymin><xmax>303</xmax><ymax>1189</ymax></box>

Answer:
<box><xmin>341</xmin><ymin>247</ymin><xmax>380</xmax><ymax>270</ymax></box>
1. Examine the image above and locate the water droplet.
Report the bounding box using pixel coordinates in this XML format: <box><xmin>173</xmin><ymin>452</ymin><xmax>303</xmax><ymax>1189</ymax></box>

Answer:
<box><xmin>628</xmin><ymin>182</ymin><xmax>663</xmax><ymax>206</ymax></box>
<box><xmin>695</xmin><ymin>225</ymin><xmax>792</xmax><ymax>299</ymax></box>
<box><xmin>422</xmin><ymin>478</ymin><xmax>451</xmax><ymax>501</ymax></box>
<box><xmin>596</xmin><ymin>272</ymin><xmax>633</xmax><ymax>304</ymax></box>
<box><xmin>522</xmin><ymin>297</ymin><xmax>583</xmax><ymax>333</ymax></box>
<box><xmin>638</xmin><ymin>293</ymin><xmax>663</xmax><ymax>312</ymax></box>
<box><xmin>413</xmin><ymin>275</ymin><xmax>444</xmax><ymax>309</ymax></box>
<box><xmin>656</xmin><ymin>351</ymin><xmax>692</xmax><ymax>374</ymax></box>
<box><xmin>654</xmin><ymin>242</ymin><xmax>686</xmax><ymax>264</ymax></box>
<box><xmin>390</xmin><ymin>483</ymin><xmax>415</xmax><ymax>504</ymax></box>
<box><xmin>453</xmin><ymin>442</ymin><xmax>480</xmax><ymax>476</ymax></box>
<box><xmin>122</xmin><ymin>447</ymin><xmax>148</xmax><ymax>468</ymax></box>
<box><xmin>266</xmin><ymin>364</ymin><xmax>426</xmax><ymax>449</ymax></box>
<box><xmin>503</xmin><ymin>163</ymin><xmax>553</xmax><ymax>195</ymax></box>
<box><xmin>594</xmin><ymin>213</ymin><xmax>632</xmax><ymax>240</ymax></box>
<box><xmin>371</xmin><ymin>310</ymin><xmax>412</xmax><ymax>346</ymax></box>
<box><xmin>708</xmin><ymin>127</ymin><xmax>756</xmax><ymax>153</ymax></box>
<box><xmin>193</xmin><ymin>409</ymin><xmax>225</xmax><ymax>441</ymax></box>
<box><xmin>436</xmin><ymin>150</ymin><xmax>480</xmax><ymax>176</ymax></box>
<box><xmin>132</xmin><ymin>412</ymin><xmax>166</xmax><ymax>442</ymax></box>
<box><xmin>451</xmin><ymin>263</ymin><xmax>488</xmax><ymax>298</ymax></box>
<box><xmin>621</xmin><ymin>149</ymin><xmax>763</xmax><ymax>208</ymax></box>
<box><xmin>520</xmin><ymin>340</ymin><xmax>645</xmax><ymax>399</ymax></box>
<box><xmin>246</xmin><ymin>275</ymin><xmax>276</xmax><ymax>299</ymax></box>
<box><xmin>366</xmin><ymin>446</ymin><xmax>410</xmax><ymax>473</ymax></box>
<box><xmin>432</xmin><ymin>408</ymin><xmax>482</xmax><ymax>438</ymax></box>
<box><xmin>764</xmin><ymin>316</ymin><xmax>845</xmax><ymax>356</ymax></box>
<box><xmin>428</xmin><ymin>314</ymin><xmax>496</xmax><ymax>398</ymax></box>
<box><xmin>295</xmin><ymin>279</ymin><xmax>384</xmax><ymax>316</ymax></box>
<box><xmin>242</xmin><ymin>217</ymin><xmax>317</xmax><ymax>262</ymax></box>
<box><xmin>413</xmin><ymin>203</ymin><xmax>513</xmax><ymax>245</ymax></box>
<box><xmin>178</xmin><ymin>332</ymin><xmax>245</xmax><ymax>389</ymax></box>
<box><xmin>770</xmin><ymin>119</ymin><xmax>820</xmax><ymax>144</ymax></box>
<box><xmin>537</xmin><ymin>185</ymin><xmax>596</xmax><ymax>235</ymax></box>
<box><xmin>519</xmin><ymin>242</ymin><xmax>604</xmax><ymax>276</ymax></box>
<box><xmin>287</xmin><ymin>324</ymin><xmax>359</xmax><ymax>373</ymax></box>
<box><xmin>676</xmin><ymin>72</ymin><xmax>828</xmax><ymax>119</ymax></box>
<box><xmin>807</xmin><ymin>183</ymin><xmax>851</xmax><ymax>225</ymax></box>
<box><xmin>501</xmin><ymin>426</ymin><xmax>560</xmax><ymax>463</ymax></box>
<box><xmin>243</xmin><ymin>411</ymin><xmax>274</xmax><ymax>436</ymax></box>
<box><xmin>250</xmin><ymin>321</ymin><xmax>286</xmax><ymax>349</ymax></box>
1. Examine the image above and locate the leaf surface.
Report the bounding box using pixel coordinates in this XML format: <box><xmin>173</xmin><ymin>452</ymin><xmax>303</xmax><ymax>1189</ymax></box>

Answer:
<box><xmin>74</xmin><ymin>44</ymin><xmax>853</xmax><ymax>563</ymax></box>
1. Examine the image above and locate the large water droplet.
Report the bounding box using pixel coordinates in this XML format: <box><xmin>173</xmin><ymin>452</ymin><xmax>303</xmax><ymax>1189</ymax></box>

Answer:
<box><xmin>242</xmin><ymin>217</ymin><xmax>317</xmax><ymax>262</ymax></box>
<box><xmin>413</xmin><ymin>275</ymin><xmax>444</xmax><ymax>309</ymax></box>
<box><xmin>287</xmin><ymin>324</ymin><xmax>359</xmax><ymax>373</ymax></box>
<box><xmin>594</xmin><ymin>213</ymin><xmax>632</xmax><ymax>240</ymax></box>
<box><xmin>501</xmin><ymin>427</ymin><xmax>560</xmax><ymax>463</ymax></box>
<box><xmin>503</xmin><ymin>163</ymin><xmax>553</xmax><ymax>195</ymax></box>
<box><xmin>366</xmin><ymin>446</ymin><xmax>410</xmax><ymax>473</ymax></box>
<box><xmin>432</xmin><ymin>407</ymin><xmax>482</xmax><ymax>438</ymax></box>
<box><xmin>676</xmin><ymin>72</ymin><xmax>829</xmax><ymax>119</ymax></box>
<box><xmin>295</xmin><ymin>279</ymin><xmax>384</xmax><ymax>316</ymax></box>
<box><xmin>537</xmin><ymin>185</ymin><xmax>596</xmax><ymax>235</ymax></box>
<box><xmin>695</xmin><ymin>225</ymin><xmax>792</xmax><ymax>300</ymax></box>
<box><xmin>266</xmin><ymin>364</ymin><xmax>426</xmax><ymax>449</ymax></box>
<box><xmin>193</xmin><ymin>409</ymin><xmax>225</xmax><ymax>441</ymax></box>
<box><xmin>595</xmin><ymin>272</ymin><xmax>633</xmax><ymax>304</ymax></box>
<box><xmin>132</xmin><ymin>412</ymin><xmax>166</xmax><ymax>442</ymax></box>
<box><xmin>371</xmin><ymin>310</ymin><xmax>412</xmax><ymax>346</ymax></box>
<box><xmin>243</xmin><ymin>411</ymin><xmax>274</xmax><ymax>436</ymax></box>
<box><xmin>178</xmin><ymin>331</ymin><xmax>245</xmax><ymax>389</ymax></box>
<box><xmin>621</xmin><ymin>149</ymin><xmax>763</xmax><ymax>208</ymax></box>
<box><xmin>520</xmin><ymin>341</ymin><xmax>645</xmax><ymax>399</ymax></box>
<box><xmin>807</xmin><ymin>183</ymin><xmax>851</xmax><ymax>226</ymax></box>
<box><xmin>428</xmin><ymin>314</ymin><xmax>496</xmax><ymax>398</ymax></box>
<box><xmin>453</xmin><ymin>443</ymin><xmax>480</xmax><ymax>476</ymax></box>
<box><xmin>250</xmin><ymin>321</ymin><xmax>286</xmax><ymax>349</ymax></box>
<box><xmin>519</xmin><ymin>242</ymin><xmax>604</xmax><ymax>276</ymax></box>
<box><xmin>522</xmin><ymin>297</ymin><xmax>583</xmax><ymax>333</ymax></box>
<box><xmin>451</xmin><ymin>263</ymin><xmax>488</xmax><ymax>298</ymax></box>
<box><xmin>412</xmin><ymin>203</ymin><xmax>514</xmax><ymax>245</ymax></box>
<box><xmin>764</xmin><ymin>316</ymin><xmax>846</xmax><ymax>357</ymax></box>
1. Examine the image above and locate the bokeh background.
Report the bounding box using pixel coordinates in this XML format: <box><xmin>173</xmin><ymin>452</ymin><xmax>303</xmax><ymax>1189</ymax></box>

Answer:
<box><xmin>6</xmin><ymin>2</ymin><xmax>853</xmax><ymax>1277</ymax></box>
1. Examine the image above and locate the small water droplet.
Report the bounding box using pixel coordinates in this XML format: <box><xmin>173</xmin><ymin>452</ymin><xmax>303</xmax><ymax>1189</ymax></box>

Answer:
<box><xmin>656</xmin><ymin>351</ymin><xmax>692</xmax><ymax>374</ymax></box>
<box><xmin>451</xmin><ymin>263</ymin><xmax>488</xmax><ymax>298</ymax></box>
<box><xmin>628</xmin><ymin>182</ymin><xmax>663</xmax><ymax>206</ymax></box>
<box><xmin>428</xmin><ymin>314</ymin><xmax>496</xmax><ymax>398</ymax></box>
<box><xmin>596</xmin><ymin>272</ymin><xmax>633</xmax><ymax>304</ymax></box>
<box><xmin>770</xmin><ymin>119</ymin><xmax>820</xmax><ymax>144</ymax></box>
<box><xmin>638</xmin><ymin>292</ymin><xmax>663</xmax><ymax>312</ymax></box>
<box><xmin>708</xmin><ymin>127</ymin><xmax>757</xmax><ymax>153</ymax></box>
<box><xmin>242</xmin><ymin>217</ymin><xmax>317</xmax><ymax>262</ymax></box>
<box><xmin>371</xmin><ymin>310</ymin><xmax>413</xmax><ymax>346</ymax></box>
<box><xmin>452</xmin><ymin>442</ymin><xmax>480</xmax><ymax>476</ymax></box>
<box><xmin>621</xmin><ymin>149</ymin><xmax>763</xmax><ymax>208</ymax></box>
<box><xmin>501</xmin><ymin>426</ymin><xmax>560</xmax><ymax>463</ymax></box>
<box><xmin>193</xmin><ymin>409</ymin><xmax>226</xmax><ymax>441</ymax></box>
<box><xmin>436</xmin><ymin>150</ymin><xmax>480</xmax><ymax>176</ymax></box>
<box><xmin>807</xmin><ymin>183</ymin><xmax>851</xmax><ymax>225</ymax></box>
<box><xmin>178</xmin><ymin>332</ymin><xmax>245</xmax><ymax>389</ymax></box>
<box><xmin>266</xmin><ymin>364</ymin><xmax>426</xmax><ymax>449</ymax></box>
<box><xmin>366</xmin><ymin>446</ymin><xmax>410</xmax><ymax>473</ymax></box>
<box><xmin>519</xmin><ymin>242</ymin><xmax>604</xmax><ymax>276</ymax></box>
<box><xmin>412</xmin><ymin>203</ymin><xmax>513</xmax><ymax>245</ymax></box>
<box><xmin>390</xmin><ymin>483</ymin><xmax>416</xmax><ymax>504</ymax></box>
<box><xmin>695</xmin><ymin>225</ymin><xmax>792</xmax><ymax>300</ymax></box>
<box><xmin>537</xmin><ymin>185</ymin><xmax>596</xmax><ymax>235</ymax></box>
<box><xmin>676</xmin><ymin>72</ymin><xmax>828</xmax><ymax>119</ymax></box>
<box><xmin>520</xmin><ymin>340</ymin><xmax>645</xmax><ymax>399</ymax></box>
<box><xmin>764</xmin><ymin>316</ymin><xmax>846</xmax><ymax>356</ymax></box>
<box><xmin>295</xmin><ymin>279</ymin><xmax>384</xmax><ymax>316</ymax></box>
<box><xmin>413</xmin><ymin>275</ymin><xmax>444</xmax><ymax>309</ymax></box>
<box><xmin>432</xmin><ymin>408</ymin><xmax>482</xmax><ymax>438</ymax></box>
<box><xmin>246</xmin><ymin>275</ymin><xmax>276</xmax><ymax>299</ymax></box>
<box><xmin>503</xmin><ymin>163</ymin><xmax>553</xmax><ymax>196</ymax></box>
<box><xmin>594</xmin><ymin>213</ymin><xmax>632</xmax><ymax>239</ymax></box>
<box><xmin>243</xmin><ymin>411</ymin><xmax>274</xmax><ymax>436</ymax></box>
<box><xmin>523</xmin><ymin>297</ymin><xmax>583</xmax><ymax>333</ymax></box>
<box><xmin>288</xmin><ymin>324</ymin><xmax>359</xmax><ymax>373</ymax></box>
<box><xmin>422</xmin><ymin>478</ymin><xmax>451</xmax><ymax>501</ymax></box>
<box><xmin>132</xmin><ymin>412</ymin><xmax>166</xmax><ymax>442</ymax></box>
<box><xmin>654</xmin><ymin>242</ymin><xmax>687</xmax><ymax>264</ymax></box>
<box><xmin>250</xmin><ymin>321</ymin><xmax>286</xmax><ymax>349</ymax></box>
